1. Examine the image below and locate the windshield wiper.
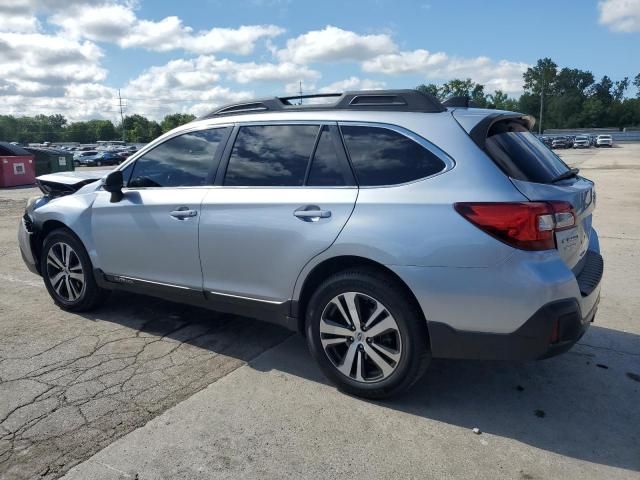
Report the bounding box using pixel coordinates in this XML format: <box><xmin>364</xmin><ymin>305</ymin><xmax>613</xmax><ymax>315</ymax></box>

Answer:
<box><xmin>551</xmin><ymin>167</ymin><xmax>580</xmax><ymax>183</ymax></box>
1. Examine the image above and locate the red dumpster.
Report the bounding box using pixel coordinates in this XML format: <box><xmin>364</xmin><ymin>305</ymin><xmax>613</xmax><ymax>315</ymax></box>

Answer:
<box><xmin>0</xmin><ymin>142</ymin><xmax>36</xmax><ymax>187</ymax></box>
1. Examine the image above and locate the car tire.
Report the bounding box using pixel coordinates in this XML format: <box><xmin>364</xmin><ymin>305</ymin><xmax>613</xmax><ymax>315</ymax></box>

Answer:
<box><xmin>305</xmin><ymin>268</ymin><xmax>430</xmax><ymax>399</ymax></box>
<box><xmin>96</xmin><ymin>161</ymin><xmax>102</xmax><ymax>167</ymax></box>
<box><xmin>40</xmin><ymin>228</ymin><xmax>110</xmax><ymax>312</ymax></box>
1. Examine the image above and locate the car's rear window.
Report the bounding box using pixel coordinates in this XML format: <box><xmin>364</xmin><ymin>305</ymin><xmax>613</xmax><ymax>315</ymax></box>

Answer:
<box><xmin>484</xmin><ymin>121</ymin><xmax>571</xmax><ymax>183</ymax></box>
<box><xmin>340</xmin><ymin>125</ymin><xmax>446</xmax><ymax>186</ymax></box>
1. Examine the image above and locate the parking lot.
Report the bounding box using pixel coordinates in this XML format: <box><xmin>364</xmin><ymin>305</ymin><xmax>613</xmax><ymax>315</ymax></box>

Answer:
<box><xmin>1</xmin><ymin>145</ymin><xmax>639</xmax><ymax>479</ymax></box>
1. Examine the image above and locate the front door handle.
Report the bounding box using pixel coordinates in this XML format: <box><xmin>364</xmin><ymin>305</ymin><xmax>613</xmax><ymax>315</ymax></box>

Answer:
<box><xmin>294</xmin><ymin>206</ymin><xmax>331</xmax><ymax>222</ymax></box>
<box><xmin>170</xmin><ymin>207</ymin><xmax>198</xmax><ymax>220</ymax></box>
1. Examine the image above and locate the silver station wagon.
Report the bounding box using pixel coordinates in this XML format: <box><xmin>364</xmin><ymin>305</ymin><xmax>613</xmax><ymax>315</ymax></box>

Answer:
<box><xmin>19</xmin><ymin>90</ymin><xmax>603</xmax><ymax>398</ymax></box>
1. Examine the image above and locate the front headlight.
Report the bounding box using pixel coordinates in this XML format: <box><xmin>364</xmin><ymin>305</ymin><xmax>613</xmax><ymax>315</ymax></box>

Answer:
<box><xmin>26</xmin><ymin>195</ymin><xmax>43</xmax><ymax>210</ymax></box>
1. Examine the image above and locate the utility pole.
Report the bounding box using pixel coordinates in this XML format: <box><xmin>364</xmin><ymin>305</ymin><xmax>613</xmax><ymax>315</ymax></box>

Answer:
<box><xmin>118</xmin><ymin>89</ymin><xmax>126</xmax><ymax>143</ymax></box>
<box><xmin>298</xmin><ymin>81</ymin><xmax>303</xmax><ymax>105</ymax></box>
<box><xmin>538</xmin><ymin>80</ymin><xmax>544</xmax><ymax>135</ymax></box>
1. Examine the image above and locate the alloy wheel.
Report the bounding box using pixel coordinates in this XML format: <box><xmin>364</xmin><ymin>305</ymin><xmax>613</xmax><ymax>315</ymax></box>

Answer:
<box><xmin>46</xmin><ymin>242</ymin><xmax>85</xmax><ymax>302</ymax></box>
<box><xmin>319</xmin><ymin>292</ymin><xmax>402</xmax><ymax>383</ymax></box>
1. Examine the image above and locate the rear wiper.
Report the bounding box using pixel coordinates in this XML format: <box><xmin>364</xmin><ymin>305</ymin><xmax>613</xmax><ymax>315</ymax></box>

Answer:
<box><xmin>551</xmin><ymin>168</ymin><xmax>580</xmax><ymax>183</ymax></box>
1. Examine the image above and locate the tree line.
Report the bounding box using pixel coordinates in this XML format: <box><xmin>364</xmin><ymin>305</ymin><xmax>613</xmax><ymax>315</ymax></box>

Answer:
<box><xmin>1</xmin><ymin>57</ymin><xmax>639</xmax><ymax>144</ymax></box>
<box><xmin>0</xmin><ymin>113</ymin><xmax>196</xmax><ymax>144</ymax></box>
<box><xmin>417</xmin><ymin>58</ymin><xmax>640</xmax><ymax>131</ymax></box>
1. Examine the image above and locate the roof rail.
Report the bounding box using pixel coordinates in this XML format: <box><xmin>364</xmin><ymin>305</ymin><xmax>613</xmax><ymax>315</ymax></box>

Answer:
<box><xmin>441</xmin><ymin>96</ymin><xmax>479</xmax><ymax>108</ymax></box>
<box><xmin>200</xmin><ymin>89</ymin><xmax>446</xmax><ymax>119</ymax></box>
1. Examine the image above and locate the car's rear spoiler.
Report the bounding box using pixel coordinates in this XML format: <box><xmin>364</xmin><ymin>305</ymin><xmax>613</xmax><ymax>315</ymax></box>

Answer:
<box><xmin>452</xmin><ymin>111</ymin><xmax>535</xmax><ymax>151</ymax></box>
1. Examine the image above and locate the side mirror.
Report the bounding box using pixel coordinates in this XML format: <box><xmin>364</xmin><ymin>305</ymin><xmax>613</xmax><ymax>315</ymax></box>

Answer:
<box><xmin>104</xmin><ymin>170</ymin><xmax>123</xmax><ymax>203</ymax></box>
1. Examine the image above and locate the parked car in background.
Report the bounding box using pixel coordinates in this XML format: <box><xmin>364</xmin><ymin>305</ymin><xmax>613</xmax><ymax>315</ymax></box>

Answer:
<box><xmin>84</xmin><ymin>151</ymin><xmax>121</xmax><ymax>166</ymax></box>
<box><xmin>540</xmin><ymin>136</ymin><xmax>554</xmax><ymax>148</ymax></box>
<box><xmin>73</xmin><ymin>150</ymin><xmax>98</xmax><ymax>166</ymax></box>
<box><xmin>116</xmin><ymin>151</ymin><xmax>132</xmax><ymax>162</ymax></box>
<box><xmin>551</xmin><ymin>137</ymin><xmax>570</xmax><ymax>149</ymax></box>
<box><xmin>596</xmin><ymin>134</ymin><xmax>613</xmax><ymax>147</ymax></box>
<box><xmin>573</xmin><ymin>135</ymin><xmax>590</xmax><ymax>148</ymax></box>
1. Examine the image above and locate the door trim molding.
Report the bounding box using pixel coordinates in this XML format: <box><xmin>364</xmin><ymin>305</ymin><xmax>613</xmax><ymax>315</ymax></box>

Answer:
<box><xmin>94</xmin><ymin>269</ymin><xmax>296</xmax><ymax>331</ymax></box>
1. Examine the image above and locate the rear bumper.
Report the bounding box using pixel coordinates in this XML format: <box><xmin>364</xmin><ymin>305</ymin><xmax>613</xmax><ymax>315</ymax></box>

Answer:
<box><xmin>427</xmin><ymin>250</ymin><xmax>603</xmax><ymax>361</ymax></box>
<box><xmin>429</xmin><ymin>296</ymin><xmax>599</xmax><ymax>360</ymax></box>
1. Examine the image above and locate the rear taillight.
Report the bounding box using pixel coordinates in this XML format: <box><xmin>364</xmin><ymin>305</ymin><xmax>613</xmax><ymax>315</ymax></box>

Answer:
<box><xmin>454</xmin><ymin>201</ymin><xmax>575</xmax><ymax>251</ymax></box>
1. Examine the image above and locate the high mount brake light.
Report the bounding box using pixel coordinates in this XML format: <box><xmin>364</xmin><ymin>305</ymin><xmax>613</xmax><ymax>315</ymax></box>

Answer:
<box><xmin>454</xmin><ymin>201</ymin><xmax>575</xmax><ymax>251</ymax></box>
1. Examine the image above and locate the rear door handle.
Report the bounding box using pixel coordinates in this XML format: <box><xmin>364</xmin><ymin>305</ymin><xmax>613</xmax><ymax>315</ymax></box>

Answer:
<box><xmin>294</xmin><ymin>206</ymin><xmax>331</xmax><ymax>222</ymax></box>
<box><xmin>170</xmin><ymin>207</ymin><xmax>198</xmax><ymax>220</ymax></box>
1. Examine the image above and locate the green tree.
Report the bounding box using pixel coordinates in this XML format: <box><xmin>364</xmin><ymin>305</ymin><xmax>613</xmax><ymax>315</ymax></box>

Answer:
<box><xmin>160</xmin><ymin>113</ymin><xmax>196</xmax><ymax>133</ymax></box>
<box><xmin>634</xmin><ymin>73</ymin><xmax>640</xmax><ymax>97</ymax></box>
<box><xmin>523</xmin><ymin>58</ymin><xmax>558</xmax><ymax>95</ymax></box>
<box><xmin>487</xmin><ymin>90</ymin><xmax>519</xmax><ymax>111</ymax></box>
<box><xmin>87</xmin><ymin>120</ymin><xmax>117</xmax><ymax>141</ymax></box>
<box><xmin>523</xmin><ymin>58</ymin><xmax>558</xmax><ymax>132</ymax></box>
<box><xmin>0</xmin><ymin>115</ymin><xmax>19</xmax><ymax>142</ymax></box>
<box><xmin>613</xmin><ymin>77</ymin><xmax>629</xmax><ymax>101</ymax></box>
<box><xmin>122</xmin><ymin>114</ymin><xmax>162</xmax><ymax>143</ymax></box>
<box><xmin>65</xmin><ymin>122</ymin><xmax>91</xmax><ymax>143</ymax></box>
<box><xmin>554</xmin><ymin>68</ymin><xmax>594</xmax><ymax>95</ymax></box>
<box><xmin>415</xmin><ymin>83</ymin><xmax>440</xmax><ymax>98</ymax></box>
<box><xmin>590</xmin><ymin>75</ymin><xmax>614</xmax><ymax>105</ymax></box>
<box><xmin>440</xmin><ymin>78</ymin><xmax>476</xmax><ymax>98</ymax></box>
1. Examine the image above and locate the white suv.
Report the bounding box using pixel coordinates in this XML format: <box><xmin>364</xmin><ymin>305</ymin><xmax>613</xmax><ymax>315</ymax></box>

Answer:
<box><xmin>596</xmin><ymin>134</ymin><xmax>613</xmax><ymax>147</ymax></box>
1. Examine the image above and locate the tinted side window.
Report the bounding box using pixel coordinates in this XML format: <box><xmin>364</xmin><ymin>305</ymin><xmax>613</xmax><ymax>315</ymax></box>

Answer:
<box><xmin>128</xmin><ymin>128</ymin><xmax>228</xmax><ymax>188</ymax></box>
<box><xmin>340</xmin><ymin>125</ymin><xmax>446</xmax><ymax>186</ymax></box>
<box><xmin>120</xmin><ymin>161</ymin><xmax>134</xmax><ymax>185</ymax></box>
<box><xmin>224</xmin><ymin>125</ymin><xmax>318</xmax><ymax>187</ymax></box>
<box><xmin>307</xmin><ymin>126</ymin><xmax>350</xmax><ymax>187</ymax></box>
<box><xmin>484</xmin><ymin>121</ymin><xmax>570</xmax><ymax>183</ymax></box>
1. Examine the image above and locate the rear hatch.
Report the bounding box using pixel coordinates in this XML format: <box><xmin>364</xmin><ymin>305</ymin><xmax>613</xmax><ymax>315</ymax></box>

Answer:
<box><xmin>460</xmin><ymin>113</ymin><xmax>596</xmax><ymax>273</ymax></box>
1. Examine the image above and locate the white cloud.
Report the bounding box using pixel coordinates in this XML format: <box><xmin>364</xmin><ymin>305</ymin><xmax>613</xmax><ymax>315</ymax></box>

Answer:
<box><xmin>181</xmin><ymin>25</ymin><xmax>285</xmax><ymax>55</ymax></box>
<box><xmin>228</xmin><ymin>61</ymin><xmax>319</xmax><ymax>84</ymax></box>
<box><xmin>124</xmin><ymin>55</ymin><xmax>318</xmax><ymax>92</ymax></box>
<box><xmin>318</xmin><ymin>77</ymin><xmax>386</xmax><ymax>93</ymax></box>
<box><xmin>362</xmin><ymin>49</ymin><xmax>448</xmax><ymax>75</ymax></box>
<box><xmin>2</xmin><ymin>14</ymin><xmax>40</xmax><ymax>32</ymax></box>
<box><xmin>122</xmin><ymin>55</ymin><xmax>320</xmax><ymax>118</ymax></box>
<box><xmin>50</xmin><ymin>4</ymin><xmax>137</xmax><ymax>42</ymax></box>
<box><xmin>119</xmin><ymin>16</ymin><xmax>189</xmax><ymax>51</ymax></box>
<box><xmin>0</xmin><ymin>10</ymin><xmax>533</xmax><ymax>122</ymax></box>
<box><xmin>599</xmin><ymin>0</ymin><xmax>640</xmax><ymax>32</ymax></box>
<box><xmin>0</xmin><ymin>33</ymin><xmax>106</xmax><ymax>93</ymax></box>
<box><xmin>277</xmin><ymin>26</ymin><xmax>396</xmax><ymax>63</ymax></box>
<box><xmin>363</xmin><ymin>50</ymin><xmax>527</xmax><ymax>94</ymax></box>
<box><xmin>49</xmin><ymin>3</ymin><xmax>284</xmax><ymax>54</ymax></box>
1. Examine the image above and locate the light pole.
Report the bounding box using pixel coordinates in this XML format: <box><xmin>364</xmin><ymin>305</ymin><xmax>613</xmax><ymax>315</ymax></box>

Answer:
<box><xmin>538</xmin><ymin>79</ymin><xmax>544</xmax><ymax>135</ymax></box>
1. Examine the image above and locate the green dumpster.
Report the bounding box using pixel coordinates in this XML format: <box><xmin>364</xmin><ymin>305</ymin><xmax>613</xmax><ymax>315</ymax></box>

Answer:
<box><xmin>25</xmin><ymin>147</ymin><xmax>75</xmax><ymax>175</ymax></box>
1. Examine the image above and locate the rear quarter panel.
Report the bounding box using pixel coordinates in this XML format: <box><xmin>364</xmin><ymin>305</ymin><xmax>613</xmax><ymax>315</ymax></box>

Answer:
<box><xmin>293</xmin><ymin>113</ymin><xmax>531</xmax><ymax>302</ymax></box>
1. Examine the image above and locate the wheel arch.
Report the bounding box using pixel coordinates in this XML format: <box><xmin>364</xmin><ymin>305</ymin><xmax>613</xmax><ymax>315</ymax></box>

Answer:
<box><xmin>293</xmin><ymin>255</ymin><xmax>428</xmax><ymax>335</ymax></box>
<box><xmin>32</xmin><ymin>219</ymin><xmax>77</xmax><ymax>273</ymax></box>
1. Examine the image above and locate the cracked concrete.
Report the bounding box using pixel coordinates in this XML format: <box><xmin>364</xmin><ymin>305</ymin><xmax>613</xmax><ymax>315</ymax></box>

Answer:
<box><xmin>0</xmin><ymin>183</ymin><xmax>291</xmax><ymax>480</ymax></box>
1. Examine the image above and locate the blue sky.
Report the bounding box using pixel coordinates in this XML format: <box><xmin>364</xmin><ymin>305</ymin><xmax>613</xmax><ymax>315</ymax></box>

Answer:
<box><xmin>1</xmin><ymin>0</ymin><xmax>638</xmax><ymax>121</ymax></box>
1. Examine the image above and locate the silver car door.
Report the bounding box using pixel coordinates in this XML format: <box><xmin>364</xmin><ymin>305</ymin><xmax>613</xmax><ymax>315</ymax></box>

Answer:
<box><xmin>199</xmin><ymin>123</ymin><xmax>358</xmax><ymax>303</ymax></box>
<box><xmin>91</xmin><ymin>126</ymin><xmax>231</xmax><ymax>289</ymax></box>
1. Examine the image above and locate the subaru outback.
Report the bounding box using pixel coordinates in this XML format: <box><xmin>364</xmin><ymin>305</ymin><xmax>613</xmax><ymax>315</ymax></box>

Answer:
<box><xmin>18</xmin><ymin>90</ymin><xmax>603</xmax><ymax>398</ymax></box>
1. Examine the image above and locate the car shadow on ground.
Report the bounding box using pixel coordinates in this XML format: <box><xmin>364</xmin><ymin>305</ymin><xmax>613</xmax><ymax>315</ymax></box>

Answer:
<box><xmin>84</xmin><ymin>291</ymin><xmax>640</xmax><ymax>473</ymax></box>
